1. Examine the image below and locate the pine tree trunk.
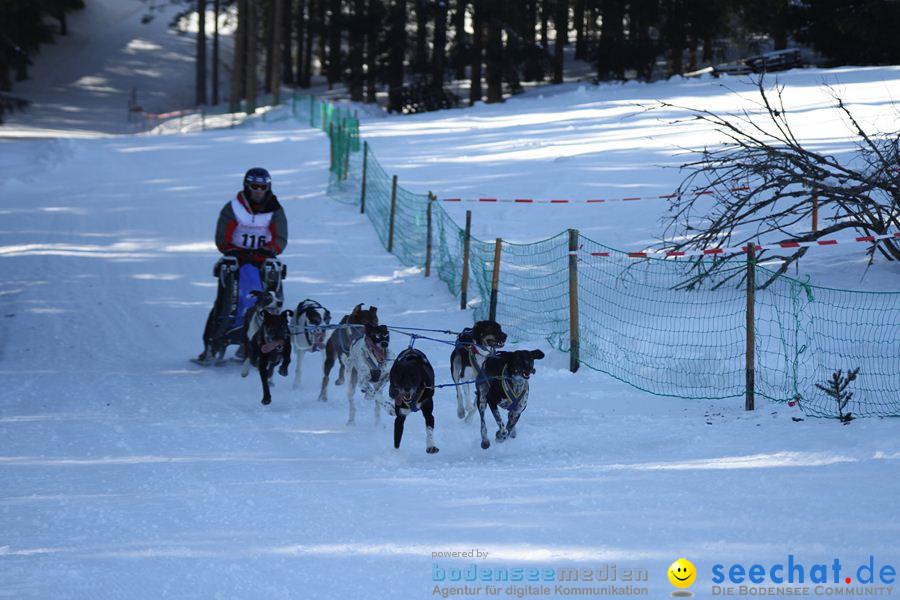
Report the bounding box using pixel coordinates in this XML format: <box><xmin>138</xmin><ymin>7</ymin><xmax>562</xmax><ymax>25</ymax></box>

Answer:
<box><xmin>431</xmin><ymin>0</ymin><xmax>448</xmax><ymax>89</ymax></box>
<box><xmin>246</xmin><ymin>0</ymin><xmax>258</xmax><ymax>114</ymax></box>
<box><xmin>296</xmin><ymin>0</ymin><xmax>306</xmax><ymax>86</ymax></box>
<box><xmin>212</xmin><ymin>0</ymin><xmax>220</xmax><ymax>104</ymax></box>
<box><xmin>627</xmin><ymin>0</ymin><xmax>657</xmax><ymax>81</ymax></box>
<box><xmin>328</xmin><ymin>0</ymin><xmax>342</xmax><ymax>89</ymax></box>
<box><xmin>687</xmin><ymin>36</ymin><xmax>697</xmax><ymax>72</ymax></box>
<box><xmin>522</xmin><ymin>0</ymin><xmax>543</xmax><ymax>82</ymax></box>
<box><xmin>349</xmin><ymin>0</ymin><xmax>365</xmax><ymax>101</ymax></box>
<box><xmin>414</xmin><ymin>0</ymin><xmax>429</xmax><ymax>75</ymax></box>
<box><xmin>303</xmin><ymin>0</ymin><xmax>314</xmax><ymax>86</ymax></box>
<box><xmin>264</xmin><ymin>1</ymin><xmax>274</xmax><ymax>94</ymax></box>
<box><xmin>540</xmin><ymin>0</ymin><xmax>549</xmax><ymax>49</ymax></box>
<box><xmin>469</xmin><ymin>0</ymin><xmax>483</xmax><ymax>105</ymax></box>
<box><xmin>553</xmin><ymin>0</ymin><xmax>566</xmax><ymax>84</ymax></box>
<box><xmin>574</xmin><ymin>0</ymin><xmax>586</xmax><ymax>60</ymax></box>
<box><xmin>271</xmin><ymin>0</ymin><xmax>284</xmax><ymax>103</ymax></box>
<box><xmin>317</xmin><ymin>0</ymin><xmax>327</xmax><ymax>77</ymax></box>
<box><xmin>504</xmin><ymin>1</ymin><xmax>522</xmax><ymax>93</ymax></box>
<box><xmin>282</xmin><ymin>0</ymin><xmax>293</xmax><ymax>84</ymax></box>
<box><xmin>196</xmin><ymin>0</ymin><xmax>207</xmax><ymax>106</ymax></box>
<box><xmin>702</xmin><ymin>31</ymin><xmax>713</xmax><ymax>63</ymax></box>
<box><xmin>485</xmin><ymin>1</ymin><xmax>503</xmax><ymax>103</ymax></box>
<box><xmin>365</xmin><ymin>0</ymin><xmax>378</xmax><ymax>102</ymax></box>
<box><xmin>597</xmin><ymin>0</ymin><xmax>626</xmax><ymax>81</ymax></box>
<box><xmin>387</xmin><ymin>0</ymin><xmax>407</xmax><ymax>112</ymax></box>
<box><xmin>454</xmin><ymin>0</ymin><xmax>467</xmax><ymax>80</ymax></box>
<box><xmin>664</xmin><ymin>0</ymin><xmax>685</xmax><ymax>77</ymax></box>
<box><xmin>229</xmin><ymin>0</ymin><xmax>246</xmax><ymax>112</ymax></box>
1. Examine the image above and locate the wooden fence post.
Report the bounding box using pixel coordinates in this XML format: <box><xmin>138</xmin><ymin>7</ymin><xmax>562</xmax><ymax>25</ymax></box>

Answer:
<box><xmin>328</xmin><ymin>122</ymin><xmax>334</xmax><ymax>171</ymax></box>
<box><xmin>360</xmin><ymin>141</ymin><xmax>369</xmax><ymax>214</ymax></box>
<box><xmin>309</xmin><ymin>95</ymin><xmax>314</xmax><ymax>128</ymax></box>
<box><xmin>337</xmin><ymin>123</ymin><xmax>344</xmax><ymax>178</ymax></box>
<box><xmin>812</xmin><ymin>188</ymin><xmax>819</xmax><ymax>233</ymax></box>
<box><xmin>342</xmin><ymin>123</ymin><xmax>351</xmax><ymax>180</ymax></box>
<box><xmin>745</xmin><ymin>242</ymin><xmax>756</xmax><ymax>411</ymax></box>
<box><xmin>387</xmin><ymin>175</ymin><xmax>398</xmax><ymax>253</ymax></box>
<box><xmin>568</xmin><ymin>229</ymin><xmax>580</xmax><ymax>373</ymax></box>
<box><xmin>460</xmin><ymin>210</ymin><xmax>472</xmax><ymax>310</ymax></box>
<box><xmin>489</xmin><ymin>238</ymin><xmax>502</xmax><ymax>321</ymax></box>
<box><xmin>425</xmin><ymin>192</ymin><xmax>434</xmax><ymax>277</ymax></box>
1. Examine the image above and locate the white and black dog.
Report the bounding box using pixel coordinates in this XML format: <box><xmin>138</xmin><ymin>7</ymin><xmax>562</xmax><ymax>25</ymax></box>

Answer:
<box><xmin>450</xmin><ymin>320</ymin><xmax>507</xmax><ymax>422</ymax></box>
<box><xmin>389</xmin><ymin>348</ymin><xmax>438</xmax><ymax>454</ymax></box>
<box><xmin>476</xmin><ymin>349</ymin><xmax>544</xmax><ymax>449</ymax></box>
<box><xmin>345</xmin><ymin>323</ymin><xmax>392</xmax><ymax>426</ymax></box>
<box><xmin>290</xmin><ymin>299</ymin><xmax>331</xmax><ymax>390</ymax></box>
<box><xmin>241</xmin><ymin>291</ymin><xmax>293</xmax><ymax>406</ymax></box>
<box><xmin>319</xmin><ymin>304</ymin><xmax>378</xmax><ymax>402</ymax></box>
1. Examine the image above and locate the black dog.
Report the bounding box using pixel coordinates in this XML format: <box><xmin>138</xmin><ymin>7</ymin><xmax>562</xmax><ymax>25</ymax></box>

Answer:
<box><xmin>450</xmin><ymin>320</ymin><xmax>507</xmax><ymax>421</ymax></box>
<box><xmin>476</xmin><ymin>349</ymin><xmax>544</xmax><ymax>449</ymax></box>
<box><xmin>241</xmin><ymin>291</ymin><xmax>292</xmax><ymax>406</ymax></box>
<box><xmin>389</xmin><ymin>348</ymin><xmax>438</xmax><ymax>454</ymax></box>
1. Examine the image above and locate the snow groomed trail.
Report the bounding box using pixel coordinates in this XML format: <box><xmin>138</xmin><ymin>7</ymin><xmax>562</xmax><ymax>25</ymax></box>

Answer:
<box><xmin>1</xmin><ymin>112</ymin><xmax>899</xmax><ymax>599</ymax></box>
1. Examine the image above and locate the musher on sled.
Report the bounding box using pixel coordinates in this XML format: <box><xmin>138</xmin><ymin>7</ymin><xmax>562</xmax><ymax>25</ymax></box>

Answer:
<box><xmin>196</xmin><ymin>167</ymin><xmax>288</xmax><ymax>363</ymax></box>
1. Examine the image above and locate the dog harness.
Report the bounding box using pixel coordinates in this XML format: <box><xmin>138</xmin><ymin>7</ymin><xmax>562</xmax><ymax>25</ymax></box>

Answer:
<box><xmin>335</xmin><ymin>323</ymin><xmax>364</xmax><ymax>356</ymax></box>
<box><xmin>468</xmin><ymin>344</ymin><xmax>494</xmax><ymax>386</ymax></box>
<box><xmin>393</xmin><ymin>349</ymin><xmax>429</xmax><ymax>413</ymax></box>
<box><xmin>498</xmin><ymin>364</ymin><xmax>528</xmax><ymax>412</ymax></box>
<box><xmin>364</xmin><ymin>337</ymin><xmax>388</xmax><ymax>372</ymax></box>
<box><xmin>396</xmin><ymin>386</ymin><xmax>426</xmax><ymax>414</ymax></box>
<box><xmin>246</xmin><ymin>309</ymin><xmax>264</xmax><ymax>343</ymax></box>
<box><xmin>297</xmin><ymin>301</ymin><xmax>328</xmax><ymax>351</ymax></box>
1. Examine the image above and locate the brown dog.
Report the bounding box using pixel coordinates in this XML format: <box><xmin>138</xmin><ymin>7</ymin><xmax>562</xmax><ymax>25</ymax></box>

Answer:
<box><xmin>318</xmin><ymin>303</ymin><xmax>378</xmax><ymax>402</ymax></box>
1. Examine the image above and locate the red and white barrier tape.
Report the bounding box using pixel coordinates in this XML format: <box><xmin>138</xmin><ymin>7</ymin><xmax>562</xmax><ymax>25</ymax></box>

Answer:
<box><xmin>571</xmin><ymin>232</ymin><xmax>900</xmax><ymax>259</ymax></box>
<box><xmin>440</xmin><ymin>188</ymin><xmax>750</xmax><ymax>205</ymax></box>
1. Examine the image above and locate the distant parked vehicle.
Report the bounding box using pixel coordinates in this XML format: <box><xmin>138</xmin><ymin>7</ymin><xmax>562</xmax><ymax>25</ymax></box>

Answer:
<box><xmin>714</xmin><ymin>48</ymin><xmax>803</xmax><ymax>77</ymax></box>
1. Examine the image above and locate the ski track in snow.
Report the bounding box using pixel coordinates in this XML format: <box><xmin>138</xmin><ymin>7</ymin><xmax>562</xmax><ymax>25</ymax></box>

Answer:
<box><xmin>2</xmin><ymin>119</ymin><xmax>899</xmax><ymax>599</ymax></box>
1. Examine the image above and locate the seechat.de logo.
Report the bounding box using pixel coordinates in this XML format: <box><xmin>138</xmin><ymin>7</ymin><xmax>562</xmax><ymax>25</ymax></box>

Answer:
<box><xmin>669</xmin><ymin>558</ymin><xmax>697</xmax><ymax>597</ymax></box>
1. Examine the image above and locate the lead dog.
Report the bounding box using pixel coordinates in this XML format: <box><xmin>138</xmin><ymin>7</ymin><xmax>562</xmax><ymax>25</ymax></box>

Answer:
<box><xmin>476</xmin><ymin>349</ymin><xmax>544</xmax><ymax>449</ymax></box>
<box><xmin>450</xmin><ymin>320</ymin><xmax>507</xmax><ymax>422</ymax></box>
<box><xmin>241</xmin><ymin>291</ymin><xmax>293</xmax><ymax>406</ymax></box>
<box><xmin>389</xmin><ymin>348</ymin><xmax>438</xmax><ymax>454</ymax></box>
<box><xmin>291</xmin><ymin>299</ymin><xmax>331</xmax><ymax>389</ymax></box>
<box><xmin>319</xmin><ymin>304</ymin><xmax>378</xmax><ymax>402</ymax></box>
<box><xmin>345</xmin><ymin>323</ymin><xmax>392</xmax><ymax>426</ymax></box>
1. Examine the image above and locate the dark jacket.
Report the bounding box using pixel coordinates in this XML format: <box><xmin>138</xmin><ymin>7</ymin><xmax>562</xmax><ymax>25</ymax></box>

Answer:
<box><xmin>215</xmin><ymin>191</ymin><xmax>288</xmax><ymax>259</ymax></box>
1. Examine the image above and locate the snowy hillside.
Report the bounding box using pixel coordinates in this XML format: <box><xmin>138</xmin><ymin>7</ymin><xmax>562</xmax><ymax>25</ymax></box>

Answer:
<box><xmin>2</xmin><ymin>6</ymin><xmax>899</xmax><ymax>597</ymax></box>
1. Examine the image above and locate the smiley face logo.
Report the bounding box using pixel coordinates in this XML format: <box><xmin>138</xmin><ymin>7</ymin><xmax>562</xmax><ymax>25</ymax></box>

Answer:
<box><xmin>668</xmin><ymin>558</ymin><xmax>697</xmax><ymax>588</ymax></box>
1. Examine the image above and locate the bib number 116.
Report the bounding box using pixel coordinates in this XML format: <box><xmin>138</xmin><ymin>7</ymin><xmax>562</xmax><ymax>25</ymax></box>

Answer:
<box><xmin>241</xmin><ymin>234</ymin><xmax>267</xmax><ymax>248</ymax></box>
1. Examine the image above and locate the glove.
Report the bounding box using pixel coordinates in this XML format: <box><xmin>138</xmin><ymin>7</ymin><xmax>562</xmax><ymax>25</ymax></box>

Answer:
<box><xmin>224</xmin><ymin>248</ymin><xmax>256</xmax><ymax>259</ymax></box>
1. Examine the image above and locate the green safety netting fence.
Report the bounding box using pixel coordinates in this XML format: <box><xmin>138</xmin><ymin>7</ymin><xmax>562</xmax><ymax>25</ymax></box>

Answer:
<box><xmin>292</xmin><ymin>94</ymin><xmax>900</xmax><ymax>419</ymax></box>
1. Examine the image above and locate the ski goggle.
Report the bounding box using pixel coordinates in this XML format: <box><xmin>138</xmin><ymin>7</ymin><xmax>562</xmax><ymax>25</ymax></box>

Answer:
<box><xmin>247</xmin><ymin>183</ymin><xmax>268</xmax><ymax>191</ymax></box>
<box><xmin>245</xmin><ymin>172</ymin><xmax>271</xmax><ymax>187</ymax></box>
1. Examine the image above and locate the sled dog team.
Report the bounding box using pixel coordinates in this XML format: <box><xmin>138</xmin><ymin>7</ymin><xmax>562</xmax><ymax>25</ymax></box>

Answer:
<box><xmin>239</xmin><ymin>296</ymin><xmax>544</xmax><ymax>454</ymax></box>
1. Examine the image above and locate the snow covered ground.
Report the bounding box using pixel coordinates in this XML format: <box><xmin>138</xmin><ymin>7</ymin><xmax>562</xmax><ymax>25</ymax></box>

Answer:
<box><xmin>2</xmin><ymin>7</ymin><xmax>899</xmax><ymax>599</ymax></box>
<box><xmin>359</xmin><ymin>67</ymin><xmax>900</xmax><ymax>291</ymax></box>
<box><xmin>1</xmin><ymin>0</ymin><xmax>198</xmax><ymax>139</ymax></box>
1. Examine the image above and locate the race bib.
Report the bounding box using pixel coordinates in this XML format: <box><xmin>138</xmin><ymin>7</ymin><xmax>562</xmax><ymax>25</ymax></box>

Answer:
<box><xmin>230</xmin><ymin>197</ymin><xmax>273</xmax><ymax>249</ymax></box>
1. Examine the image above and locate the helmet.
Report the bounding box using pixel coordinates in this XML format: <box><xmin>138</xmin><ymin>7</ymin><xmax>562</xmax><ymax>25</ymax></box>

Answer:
<box><xmin>243</xmin><ymin>167</ymin><xmax>272</xmax><ymax>198</ymax></box>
